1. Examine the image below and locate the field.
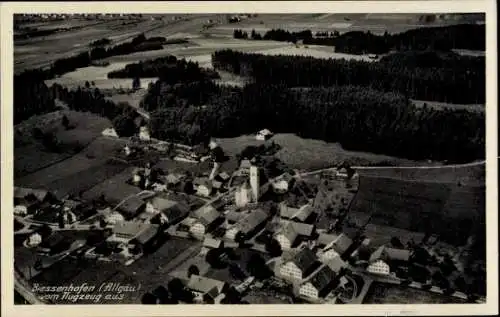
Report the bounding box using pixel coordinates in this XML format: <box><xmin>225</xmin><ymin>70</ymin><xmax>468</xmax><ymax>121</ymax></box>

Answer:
<box><xmin>206</xmin><ymin>13</ymin><xmax>484</xmax><ymax>37</ymax></box>
<box><xmin>411</xmin><ymin>99</ymin><xmax>484</xmax><ymax>113</ymax></box>
<box><xmin>215</xmin><ymin>133</ymin><xmax>421</xmax><ymax>171</ymax></box>
<box><xmin>356</xmin><ymin>162</ymin><xmax>486</xmax><ymax>186</ymax></box>
<box><xmin>349</xmin><ymin>175</ymin><xmax>485</xmax><ymax>245</ymax></box>
<box><xmin>363</xmin><ymin>282</ymin><xmax>467</xmax><ymax>304</ymax></box>
<box><xmin>362</xmin><ymin>223</ymin><xmax>426</xmax><ymax>248</ymax></box>
<box><xmin>14</xmin><ymin>111</ymin><xmax>114</xmax><ymax>178</ymax></box>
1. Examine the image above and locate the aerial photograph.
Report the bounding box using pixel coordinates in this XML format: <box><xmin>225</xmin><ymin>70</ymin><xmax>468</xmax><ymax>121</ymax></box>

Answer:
<box><xmin>13</xmin><ymin>12</ymin><xmax>486</xmax><ymax>305</ymax></box>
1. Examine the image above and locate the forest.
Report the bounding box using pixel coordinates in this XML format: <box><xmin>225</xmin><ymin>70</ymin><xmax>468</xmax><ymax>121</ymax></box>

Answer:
<box><xmin>143</xmin><ymin>79</ymin><xmax>484</xmax><ymax>163</ymax></box>
<box><xmin>211</xmin><ymin>49</ymin><xmax>485</xmax><ymax>104</ymax></box>
<box><xmin>235</xmin><ymin>23</ymin><xmax>485</xmax><ymax>54</ymax></box>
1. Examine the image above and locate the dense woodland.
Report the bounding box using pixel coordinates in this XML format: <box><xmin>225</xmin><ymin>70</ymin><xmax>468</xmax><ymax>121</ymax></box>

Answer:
<box><xmin>236</xmin><ymin>23</ymin><xmax>485</xmax><ymax>54</ymax></box>
<box><xmin>143</xmin><ymin>79</ymin><xmax>484</xmax><ymax>163</ymax></box>
<box><xmin>212</xmin><ymin>49</ymin><xmax>485</xmax><ymax>104</ymax></box>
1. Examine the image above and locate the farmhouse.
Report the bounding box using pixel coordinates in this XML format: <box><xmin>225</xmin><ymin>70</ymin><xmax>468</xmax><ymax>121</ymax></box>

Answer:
<box><xmin>299</xmin><ymin>265</ymin><xmax>337</xmax><ymax>299</ymax></box>
<box><xmin>186</xmin><ymin>275</ymin><xmax>228</xmax><ymax>304</ymax></box>
<box><xmin>279</xmin><ymin>248</ymin><xmax>320</xmax><ymax>281</ymax></box>
<box><xmin>110</xmin><ymin>221</ymin><xmax>160</xmax><ymax>252</ymax></box>
<box><xmin>116</xmin><ymin>196</ymin><xmax>146</xmax><ymax>220</ymax></box>
<box><xmin>14</xmin><ymin>187</ymin><xmax>57</xmax><ymax>207</ymax></box>
<box><xmin>139</xmin><ymin>126</ymin><xmax>151</xmax><ymax>141</ymax></box>
<box><xmin>37</xmin><ymin>233</ymin><xmax>72</xmax><ymax>255</ymax></box>
<box><xmin>192</xmin><ymin>205</ymin><xmax>223</xmax><ymax>237</ymax></box>
<box><xmin>366</xmin><ymin>246</ymin><xmax>411</xmax><ymax>276</ymax></box>
<box><xmin>227</xmin><ymin>209</ymin><xmax>269</xmax><ymax>241</ymax></box>
<box><xmin>320</xmin><ymin>233</ymin><xmax>354</xmax><ymax>259</ymax></box>
<box><xmin>275</xmin><ymin>221</ymin><xmax>315</xmax><ymax>250</ymax></box>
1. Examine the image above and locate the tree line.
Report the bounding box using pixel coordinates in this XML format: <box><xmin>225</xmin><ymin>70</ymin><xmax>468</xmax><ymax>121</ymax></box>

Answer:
<box><xmin>211</xmin><ymin>49</ymin><xmax>485</xmax><ymax>104</ymax></box>
<box><xmin>107</xmin><ymin>55</ymin><xmax>220</xmax><ymax>81</ymax></box>
<box><xmin>234</xmin><ymin>23</ymin><xmax>485</xmax><ymax>54</ymax></box>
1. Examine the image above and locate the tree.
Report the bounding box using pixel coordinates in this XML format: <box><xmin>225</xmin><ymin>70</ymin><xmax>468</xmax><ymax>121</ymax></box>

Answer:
<box><xmin>167</xmin><ymin>278</ymin><xmax>185</xmax><ymax>300</ymax></box>
<box><xmin>152</xmin><ymin>286</ymin><xmax>170</xmax><ymax>304</ymax></box>
<box><xmin>188</xmin><ymin>265</ymin><xmax>200</xmax><ymax>278</ymax></box>
<box><xmin>390</xmin><ymin>237</ymin><xmax>404</xmax><ymax>249</ymax></box>
<box><xmin>132</xmin><ymin>77</ymin><xmax>141</xmax><ymax>90</ymax></box>
<box><xmin>85</xmin><ymin>81</ymin><xmax>90</xmax><ymax>89</ymax></box>
<box><xmin>62</xmin><ymin>115</ymin><xmax>70</xmax><ymax>129</ymax></box>
<box><xmin>37</xmin><ymin>224</ymin><xmax>53</xmax><ymax>239</ymax></box>
<box><xmin>141</xmin><ymin>292</ymin><xmax>158</xmax><ymax>304</ymax></box>
<box><xmin>112</xmin><ymin>111</ymin><xmax>137</xmax><ymax>137</ymax></box>
<box><xmin>265</xmin><ymin>238</ymin><xmax>283</xmax><ymax>257</ymax></box>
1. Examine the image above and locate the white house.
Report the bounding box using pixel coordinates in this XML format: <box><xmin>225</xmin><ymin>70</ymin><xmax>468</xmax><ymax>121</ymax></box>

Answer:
<box><xmin>26</xmin><ymin>233</ymin><xmax>42</xmax><ymax>248</ymax></box>
<box><xmin>272</xmin><ymin>173</ymin><xmax>295</xmax><ymax>193</ymax></box>
<box><xmin>256</xmin><ymin>129</ymin><xmax>273</xmax><ymax>141</ymax></box>
<box><xmin>279</xmin><ymin>248</ymin><xmax>318</xmax><ymax>282</ymax></box>
<box><xmin>139</xmin><ymin>126</ymin><xmax>150</xmax><ymax>141</ymax></box>
<box><xmin>299</xmin><ymin>265</ymin><xmax>337</xmax><ymax>299</ymax></box>
<box><xmin>102</xmin><ymin>127</ymin><xmax>119</xmax><ymax>138</ymax></box>
<box><xmin>366</xmin><ymin>260</ymin><xmax>391</xmax><ymax>276</ymax></box>
<box><xmin>14</xmin><ymin>205</ymin><xmax>28</xmax><ymax>216</ymax></box>
<box><xmin>194</xmin><ymin>178</ymin><xmax>213</xmax><ymax>197</ymax></box>
<box><xmin>275</xmin><ymin>221</ymin><xmax>315</xmax><ymax>251</ymax></box>
<box><xmin>365</xmin><ymin>246</ymin><xmax>410</xmax><ymax>276</ymax></box>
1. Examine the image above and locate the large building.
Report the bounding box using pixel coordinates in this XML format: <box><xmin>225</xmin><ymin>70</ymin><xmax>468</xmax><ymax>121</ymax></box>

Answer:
<box><xmin>366</xmin><ymin>246</ymin><xmax>411</xmax><ymax>276</ymax></box>
<box><xmin>186</xmin><ymin>274</ymin><xmax>228</xmax><ymax>304</ymax></box>
<box><xmin>279</xmin><ymin>248</ymin><xmax>319</xmax><ymax>281</ymax></box>
<box><xmin>224</xmin><ymin>209</ymin><xmax>269</xmax><ymax>242</ymax></box>
<box><xmin>279</xmin><ymin>201</ymin><xmax>314</xmax><ymax>223</ymax></box>
<box><xmin>110</xmin><ymin>221</ymin><xmax>160</xmax><ymax>253</ymax></box>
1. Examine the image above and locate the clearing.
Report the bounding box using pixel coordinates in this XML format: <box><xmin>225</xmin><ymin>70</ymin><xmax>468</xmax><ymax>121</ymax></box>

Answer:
<box><xmin>215</xmin><ymin>133</ymin><xmax>422</xmax><ymax>171</ymax></box>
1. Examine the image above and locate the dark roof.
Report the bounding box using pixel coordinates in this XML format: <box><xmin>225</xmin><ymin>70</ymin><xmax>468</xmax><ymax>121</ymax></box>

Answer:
<box><xmin>40</xmin><ymin>233</ymin><xmax>66</xmax><ymax>249</ymax></box>
<box><xmin>149</xmin><ymin>197</ymin><xmax>178</xmax><ymax>212</ymax></box>
<box><xmin>292</xmin><ymin>248</ymin><xmax>318</xmax><ymax>272</ymax></box>
<box><xmin>331</xmin><ymin>234</ymin><xmax>353</xmax><ymax>255</ymax></box>
<box><xmin>236</xmin><ymin>209</ymin><xmax>269</xmax><ymax>234</ymax></box>
<box><xmin>133</xmin><ymin>224</ymin><xmax>160</xmax><ymax>244</ymax></box>
<box><xmin>162</xmin><ymin>201</ymin><xmax>190</xmax><ymax>223</ymax></box>
<box><xmin>117</xmin><ymin>196</ymin><xmax>145</xmax><ymax>219</ymax></box>
<box><xmin>211</xmin><ymin>146</ymin><xmax>226</xmax><ymax>163</ymax></box>
<box><xmin>308</xmin><ymin>265</ymin><xmax>336</xmax><ymax>293</ymax></box>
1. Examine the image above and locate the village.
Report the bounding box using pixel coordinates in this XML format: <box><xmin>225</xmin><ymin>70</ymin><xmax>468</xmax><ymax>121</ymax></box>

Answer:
<box><xmin>13</xmin><ymin>122</ymin><xmax>483</xmax><ymax>305</ymax></box>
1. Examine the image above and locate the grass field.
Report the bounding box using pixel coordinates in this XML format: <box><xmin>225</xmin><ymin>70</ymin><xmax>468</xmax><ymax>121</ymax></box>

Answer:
<box><xmin>14</xmin><ymin>111</ymin><xmax>113</xmax><ymax>179</ymax></box>
<box><xmin>356</xmin><ymin>163</ymin><xmax>485</xmax><ymax>186</ymax></box>
<box><xmin>215</xmin><ymin>133</ymin><xmax>420</xmax><ymax>171</ymax></box>
<box><xmin>349</xmin><ymin>175</ymin><xmax>485</xmax><ymax>245</ymax></box>
<box><xmin>363</xmin><ymin>282</ymin><xmax>467</xmax><ymax>304</ymax></box>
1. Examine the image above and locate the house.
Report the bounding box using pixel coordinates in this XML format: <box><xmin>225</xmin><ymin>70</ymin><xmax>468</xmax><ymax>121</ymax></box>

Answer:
<box><xmin>279</xmin><ymin>248</ymin><xmax>320</xmax><ymax>281</ymax></box>
<box><xmin>37</xmin><ymin>233</ymin><xmax>71</xmax><ymax>255</ymax></box>
<box><xmin>230</xmin><ymin>209</ymin><xmax>269</xmax><ymax>241</ymax></box>
<box><xmin>313</xmin><ymin>189</ymin><xmax>336</xmax><ymax>215</ymax></box>
<box><xmin>366</xmin><ymin>246</ymin><xmax>411</xmax><ymax>276</ymax></box>
<box><xmin>186</xmin><ymin>275</ymin><xmax>229</xmax><ymax>304</ymax></box>
<box><xmin>212</xmin><ymin>180</ymin><xmax>223</xmax><ymax>191</ymax></box>
<box><xmin>299</xmin><ymin>265</ymin><xmax>337</xmax><ymax>299</ymax></box>
<box><xmin>321</xmin><ymin>233</ymin><xmax>354</xmax><ymax>259</ymax></box>
<box><xmin>272</xmin><ymin>173</ymin><xmax>295</xmax><ymax>193</ymax></box>
<box><xmin>192</xmin><ymin>205</ymin><xmax>223</xmax><ymax>237</ymax></box>
<box><xmin>256</xmin><ymin>129</ymin><xmax>273</xmax><ymax>141</ymax></box>
<box><xmin>194</xmin><ymin>177</ymin><xmax>213</xmax><ymax>197</ymax></box>
<box><xmin>239</xmin><ymin>159</ymin><xmax>252</xmax><ymax>170</ymax></box>
<box><xmin>110</xmin><ymin>221</ymin><xmax>160</xmax><ymax>252</ymax></box>
<box><xmin>101</xmin><ymin>127</ymin><xmax>119</xmax><ymax>138</ymax></box>
<box><xmin>139</xmin><ymin>126</ymin><xmax>150</xmax><ymax>141</ymax></box>
<box><xmin>165</xmin><ymin>173</ymin><xmax>182</xmax><ymax>185</ymax></box>
<box><xmin>335</xmin><ymin>166</ymin><xmax>357</xmax><ymax>179</ymax></box>
<box><xmin>145</xmin><ymin>197</ymin><xmax>189</xmax><ymax>225</ymax></box>
<box><xmin>275</xmin><ymin>221</ymin><xmax>315</xmax><ymax>250</ymax></box>
<box><xmin>104</xmin><ymin>211</ymin><xmax>125</xmax><ymax>225</ymax></box>
<box><xmin>14</xmin><ymin>187</ymin><xmax>56</xmax><ymax>206</ymax></box>
<box><xmin>279</xmin><ymin>202</ymin><xmax>314</xmax><ymax>223</ymax></box>
<box><xmin>116</xmin><ymin>196</ymin><xmax>146</xmax><ymax>220</ymax></box>
<box><xmin>203</xmin><ymin>237</ymin><xmax>223</xmax><ymax>249</ymax></box>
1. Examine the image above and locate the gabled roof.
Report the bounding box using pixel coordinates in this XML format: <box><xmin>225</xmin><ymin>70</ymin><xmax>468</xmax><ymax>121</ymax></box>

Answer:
<box><xmin>369</xmin><ymin>246</ymin><xmax>411</xmax><ymax>263</ymax></box>
<box><xmin>149</xmin><ymin>197</ymin><xmax>178</xmax><ymax>212</ymax></box>
<box><xmin>236</xmin><ymin>209</ymin><xmax>269</xmax><ymax>234</ymax></box>
<box><xmin>291</xmin><ymin>248</ymin><xmax>318</xmax><ymax>272</ymax></box>
<box><xmin>14</xmin><ymin>187</ymin><xmax>51</xmax><ymax>202</ymax></box>
<box><xmin>307</xmin><ymin>265</ymin><xmax>336</xmax><ymax>293</ymax></box>
<box><xmin>116</xmin><ymin>196</ymin><xmax>145</xmax><ymax>219</ymax></box>
<box><xmin>282</xmin><ymin>220</ymin><xmax>315</xmax><ymax>236</ymax></box>
<box><xmin>187</xmin><ymin>274</ymin><xmax>227</xmax><ymax>295</ymax></box>
<box><xmin>226</xmin><ymin>210</ymin><xmax>245</xmax><ymax>223</ymax></box>
<box><xmin>325</xmin><ymin>255</ymin><xmax>347</xmax><ymax>273</ymax></box>
<box><xmin>293</xmin><ymin>205</ymin><xmax>314</xmax><ymax>222</ymax></box>
<box><xmin>317</xmin><ymin>233</ymin><xmax>340</xmax><ymax>247</ymax></box>
<box><xmin>217</xmin><ymin>172</ymin><xmax>231</xmax><ymax>181</ymax></box>
<box><xmin>133</xmin><ymin>224</ymin><xmax>160</xmax><ymax>244</ymax></box>
<box><xmin>240</xmin><ymin>160</ymin><xmax>252</xmax><ymax>169</ymax></box>
<box><xmin>162</xmin><ymin>201</ymin><xmax>190</xmax><ymax>223</ymax></box>
<box><xmin>194</xmin><ymin>205</ymin><xmax>220</xmax><ymax>226</ymax></box>
<box><xmin>329</xmin><ymin>234</ymin><xmax>353</xmax><ymax>255</ymax></box>
<box><xmin>113</xmin><ymin>221</ymin><xmax>155</xmax><ymax>240</ymax></box>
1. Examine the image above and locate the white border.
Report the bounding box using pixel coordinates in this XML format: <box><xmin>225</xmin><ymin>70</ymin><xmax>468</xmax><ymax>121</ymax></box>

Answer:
<box><xmin>1</xmin><ymin>1</ymin><xmax>497</xmax><ymax>316</ymax></box>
